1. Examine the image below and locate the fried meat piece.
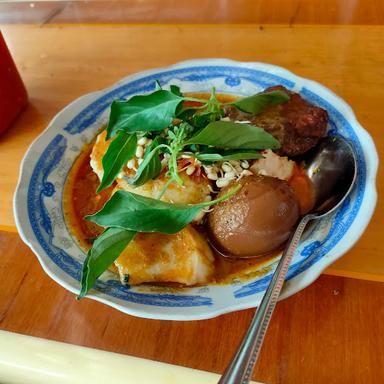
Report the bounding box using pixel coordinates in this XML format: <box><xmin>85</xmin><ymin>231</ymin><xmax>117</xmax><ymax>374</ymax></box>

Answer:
<box><xmin>226</xmin><ymin>85</ymin><xmax>328</xmax><ymax>156</ymax></box>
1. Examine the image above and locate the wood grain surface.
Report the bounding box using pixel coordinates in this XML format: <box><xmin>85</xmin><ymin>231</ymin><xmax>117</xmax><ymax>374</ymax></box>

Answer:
<box><xmin>0</xmin><ymin>21</ymin><xmax>383</xmax><ymax>383</ymax></box>
<box><xmin>0</xmin><ymin>230</ymin><xmax>383</xmax><ymax>383</ymax></box>
<box><xmin>1</xmin><ymin>0</ymin><xmax>384</xmax><ymax>25</ymax></box>
<box><xmin>0</xmin><ymin>24</ymin><xmax>382</xmax><ymax>281</ymax></box>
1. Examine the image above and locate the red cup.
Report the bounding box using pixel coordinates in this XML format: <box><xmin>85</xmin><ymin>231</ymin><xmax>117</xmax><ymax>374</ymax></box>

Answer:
<box><xmin>0</xmin><ymin>31</ymin><xmax>28</xmax><ymax>135</ymax></box>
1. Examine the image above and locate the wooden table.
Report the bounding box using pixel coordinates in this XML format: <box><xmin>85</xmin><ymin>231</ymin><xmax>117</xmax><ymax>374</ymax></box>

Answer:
<box><xmin>1</xmin><ymin>24</ymin><xmax>383</xmax><ymax>281</ymax></box>
<box><xmin>1</xmin><ymin>0</ymin><xmax>384</xmax><ymax>25</ymax></box>
<box><xmin>0</xmin><ymin>8</ymin><xmax>384</xmax><ymax>383</ymax></box>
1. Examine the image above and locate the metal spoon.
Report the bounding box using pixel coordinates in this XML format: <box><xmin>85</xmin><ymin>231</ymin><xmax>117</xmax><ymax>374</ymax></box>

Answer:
<box><xmin>218</xmin><ymin>136</ymin><xmax>357</xmax><ymax>384</ymax></box>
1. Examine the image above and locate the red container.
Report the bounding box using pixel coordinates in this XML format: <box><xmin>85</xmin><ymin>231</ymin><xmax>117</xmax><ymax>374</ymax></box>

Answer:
<box><xmin>0</xmin><ymin>31</ymin><xmax>28</xmax><ymax>135</ymax></box>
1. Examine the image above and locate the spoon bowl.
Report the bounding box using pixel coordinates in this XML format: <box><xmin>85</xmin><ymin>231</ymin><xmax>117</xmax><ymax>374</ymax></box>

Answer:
<box><xmin>304</xmin><ymin>136</ymin><xmax>356</xmax><ymax>216</ymax></box>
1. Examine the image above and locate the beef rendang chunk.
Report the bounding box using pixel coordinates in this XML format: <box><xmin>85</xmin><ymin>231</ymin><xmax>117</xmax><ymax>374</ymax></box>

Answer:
<box><xmin>225</xmin><ymin>85</ymin><xmax>328</xmax><ymax>156</ymax></box>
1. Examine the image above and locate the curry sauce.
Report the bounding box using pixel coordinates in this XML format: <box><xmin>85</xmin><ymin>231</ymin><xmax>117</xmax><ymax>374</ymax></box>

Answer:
<box><xmin>63</xmin><ymin>143</ymin><xmax>286</xmax><ymax>285</ymax></box>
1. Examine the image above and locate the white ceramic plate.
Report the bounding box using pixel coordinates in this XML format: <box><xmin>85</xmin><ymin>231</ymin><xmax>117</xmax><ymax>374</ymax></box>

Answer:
<box><xmin>14</xmin><ymin>59</ymin><xmax>378</xmax><ymax>320</ymax></box>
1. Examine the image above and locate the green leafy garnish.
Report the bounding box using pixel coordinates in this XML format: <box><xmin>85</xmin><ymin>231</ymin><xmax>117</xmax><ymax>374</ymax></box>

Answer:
<box><xmin>193</xmin><ymin>150</ymin><xmax>263</xmax><ymax>162</ymax></box>
<box><xmin>106</xmin><ymin>90</ymin><xmax>184</xmax><ymax>139</ymax></box>
<box><xmin>177</xmin><ymin>105</ymin><xmax>206</xmax><ymax>121</ymax></box>
<box><xmin>78</xmin><ymin>227</ymin><xmax>136</xmax><ymax>299</ymax></box>
<box><xmin>97</xmin><ymin>131</ymin><xmax>137</xmax><ymax>193</ymax></box>
<box><xmin>231</xmin><ymin>90</ymin><xmax>289</xmax><ymax>114</ymax></box>
<box><xmin>166</xmin><ymin>122</ymin><xmax>195</xmax><ymax>186</ymax></box>
<box><xmin>86</xmin><ymin>185</ymin><xmax>240</xmax><ymax>235</ymax></box>
<box><xmin>191</xmin><ymin>110</ymin><xmax>222</xmax><ymax>128</ymax></box>
<box><xmin>170</xmin><ymin>84</ymin><xmax>182</xmax><ymax>96</ymax></box>
<box><xmin>123</xmin><ymin>145</ymin><xmax>162</xmax><ymax>187</ymax></box>
<box><xmin>185</xmin><ymin>121</ymin><xmax>281</xmax><ymax>150</ymax></box>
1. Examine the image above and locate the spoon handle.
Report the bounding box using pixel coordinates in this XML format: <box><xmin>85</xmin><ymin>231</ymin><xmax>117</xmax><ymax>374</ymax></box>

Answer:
<box><xmin>218</xmin><ymin>215</ymin><xmax>312</xmax><ymax>384</ymax></box>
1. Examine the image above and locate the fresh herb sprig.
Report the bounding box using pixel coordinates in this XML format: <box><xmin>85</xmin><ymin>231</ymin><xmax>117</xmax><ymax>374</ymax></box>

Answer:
<box><xmin>123</xmin><ymin>137</ymin><xmax>163</xmax><ymax>187</ymax></box>
<box><xmin>185</xmin><ymin>121</ymin><xmax>280</xmax><ymax>149</ymax></box>
<box><xmin>97</xmin><ymin>132</ymin><xmax>137</xmax><ymax>192</ymax></box>
<box><xmin>98</xmin><ymin>88</ymin><xmax>285</xmax><ymax>193</ymax></box>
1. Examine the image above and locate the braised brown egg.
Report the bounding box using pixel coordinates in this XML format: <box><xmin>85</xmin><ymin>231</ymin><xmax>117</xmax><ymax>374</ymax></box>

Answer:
<box><xmin>208</xmin><ymin>175</ymin><xmax>300</xmax><ymax>257</ymax></box>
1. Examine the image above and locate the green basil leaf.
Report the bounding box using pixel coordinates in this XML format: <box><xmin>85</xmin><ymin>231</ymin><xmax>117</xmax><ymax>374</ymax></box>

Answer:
<box><xmin>78</xmin><ymin>227</ymin><xmax>136</xmax><ymax>299</ymax></box>
<box><xmin>231</xmin><ymin>90</ymin><xmax>289</xmax><ymax>114</ymax></box>
<box><xmin>86</xmin><ymin>191</ymin><xmax>201</xmax><ymax>234</ymax></box>
<box><xmin>191</xmin><ymin>111</ymin><xmax>219</xmax><ymax>128</ymax></box>
<box><xmin>177</xmin><ymin>107</ymin><xmax>198</xmax><ymax>120</ymax></box>
<box><xmin>124</xmin><ymin>146</ymin><xmax>162</xmax><ymax>187</ymax></box>
<box><xmin>170</xmin><ymin>84</ymin><xmax>182</xmax><ymax>96</ymax></box>
<box><xmin>194</xmin><ymin>150</ymin><xmax>263</xmax><ymax>162</ymax></box>
<box><xmin>97</xmin><ymin>132</ymin><xmax>137</xmax><ymax>193</ymax></box>
<box><xmin>176</xmin><ymin>102</ymin><xmax>209</xmax><ymax>120</ymax></box>
<box><xmin>106</xmin><ymin>90</ymin><xmax>184</xmax><ymax>139</ymax></box>
<box><xmin>86</xmin><ymin>186</ymin><xmax>240</xmax><ymax>235</ymax></box>
<box><xmin>185</xmin><ymin>121</ymin><xmax>280</xmax><ymax>150</ymax></box>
